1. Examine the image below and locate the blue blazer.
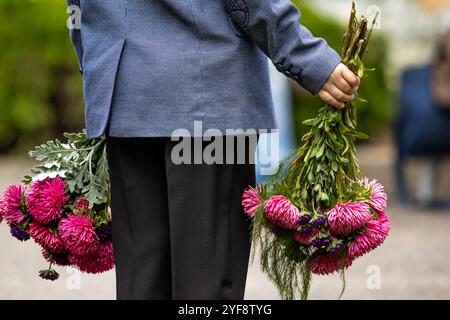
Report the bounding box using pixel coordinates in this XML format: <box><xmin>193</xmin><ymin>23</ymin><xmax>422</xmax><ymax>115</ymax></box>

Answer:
<box><xmin>67</xmin><ymin>0</ymin><xmax>341</xmax><ymax>139</ymax></box>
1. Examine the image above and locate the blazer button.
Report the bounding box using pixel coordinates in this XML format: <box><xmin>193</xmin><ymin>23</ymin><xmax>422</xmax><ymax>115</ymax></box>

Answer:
<box><xmin>285</xmin><ymin>70</ymin><xmax>292</xmax><ymax>76</ymax></box>
<box><xmin>79</xmin><ymin>67</ymin><xmax>83</xmax><ymax>75</ymax></box>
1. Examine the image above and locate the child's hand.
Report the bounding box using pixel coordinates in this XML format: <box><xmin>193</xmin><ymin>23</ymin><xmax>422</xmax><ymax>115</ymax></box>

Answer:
<box><xmin>318</xmin><ymin>63</ymin><xmax>360</xmax><ymax>109</ymax></box>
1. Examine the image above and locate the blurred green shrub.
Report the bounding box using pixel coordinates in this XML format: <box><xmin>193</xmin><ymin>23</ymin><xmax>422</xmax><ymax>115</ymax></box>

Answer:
<box><xmin>291</xmin><ymin>1</ymin><xmax>393</xmax><ymax>141</ymax></box>
<box><xmin>0</xmin><ymin>0</ymin><xmax>84</xmax><ymax>154</ymax></box>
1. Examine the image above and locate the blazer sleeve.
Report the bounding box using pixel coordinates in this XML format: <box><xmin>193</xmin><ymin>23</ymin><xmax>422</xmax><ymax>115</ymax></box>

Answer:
<box><xmin>67</xmin><ymin>0</ymin><xmax>84</xmax><ymax>74</ymax></box>
<box><xmin>224</xmin><ymin>0</ymin><xmax>341</xmax><ymax>95</ymax></box>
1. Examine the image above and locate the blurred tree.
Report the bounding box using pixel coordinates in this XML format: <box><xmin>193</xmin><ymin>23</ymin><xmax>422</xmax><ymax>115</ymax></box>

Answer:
<box><xmin>0</xmin><ymin>0</ymin><xmax>84</xmax><ymax>154</ymax></box>
<box><xmin>291</xmin><ymin>1</ymin><xmax>393</xmax><ymax>141</ymax></box>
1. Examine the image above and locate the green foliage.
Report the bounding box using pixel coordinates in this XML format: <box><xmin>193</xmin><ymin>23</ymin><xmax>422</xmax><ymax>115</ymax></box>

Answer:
<box><xmin>251</xmin><ymin>194</ymin><xmax>313</xmax><ymax>300</ymax></box>
<box><xmin>28</xmin><ymin>131</ymin><xmax>109</xmax><ymax>207</ymax></box>
<box><xmin>291</xmin><ymin>1</ymin><xmax>393</xmax><ymax>140</ymax></box>
<box><xmin>0</xmin><ymin>0</ymin><xmax>84</xmax><ymax>154</ymax></box>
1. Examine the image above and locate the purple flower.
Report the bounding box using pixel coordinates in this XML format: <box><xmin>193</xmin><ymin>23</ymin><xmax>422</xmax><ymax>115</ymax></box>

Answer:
<box><xmin>298</xmin><ymin>214</ymin><xmax>312</xmax><ymax>224</ymax></box>
<box><xmin>93</xmin><ymin>203</ymin><xmax>107</xmax><ymax>212</ymax></box>
<box><xmin>328</xmin><ymin>242</ymin><xmax>345</xmax><ymax>254</ymax></box>
<box><xmin>312</xmin><ymin>217</ymin><xmax>327</xmax><ymax>226</ymax></box>
<box><xmin>310</xmin><ymin>238</ymin><xmax>322</xmax><ymax>248</ymax></box>
<box><xmin>95</xmin><ymin>221</ymin><xmax>112</xmax><ymax>242</ymax></box>
<box><xmin>10</xmin><ymin>224</ymin><xmax>30</xmax><ymax>242</ymax></box>
<box><xmin>39</xmin><ymin>269</ymin><xmax>59</xmax><ymax>281</ymax></box>
<box><xmin>299</xmin><ymin>226</ymin><xmax>313</xmax><ymax>235</ymax></box>
<box><xmin>322</xmin><ymin>237</ymin><xmax>332</xmax><ymax>245</ymax></box>
<box><xmin>311</xmin><ymin>236</ymin><xmax>332</xmax><ymax>248</ymax></box>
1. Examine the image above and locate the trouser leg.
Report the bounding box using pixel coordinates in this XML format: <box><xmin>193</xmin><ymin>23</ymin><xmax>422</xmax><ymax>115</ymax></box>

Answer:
<box><xmin>165</xmin><ymin>136</ymin><xmax>256</xmax><ymax>299</ymax></box>
<box><xmin>106</xmin><ymin>137</ymin><xmax>172</xmax><ymax>299</ymax></box>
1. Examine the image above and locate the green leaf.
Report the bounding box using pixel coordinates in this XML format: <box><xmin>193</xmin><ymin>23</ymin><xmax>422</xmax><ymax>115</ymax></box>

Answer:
<box><xmin>302</xmin><ymin>118</ymin><xmax>317</xmax><ymax>126</ymax></box>
<box><xmin>315</xmin><ymin>144</ymin><xmax>325</xmax><ymax>159</ymax></box>
<box><xmin>356</xmin><ymin>96</ymin><xmax>368</xmax><ymax>103</ymax></box>
<box><xmin>331</xmin><ymin>161</ymin><xmax>339</xmax><ymax>172</ymax></box>
<box><xmin>353</xmin><ymin>131</ymin><xmax>369</xmax><ymax>140</ymax></box>
<box><xmin>22</xmin><ymin>175</ymin><xmax>33</xmax><ymax>185</ymax></box>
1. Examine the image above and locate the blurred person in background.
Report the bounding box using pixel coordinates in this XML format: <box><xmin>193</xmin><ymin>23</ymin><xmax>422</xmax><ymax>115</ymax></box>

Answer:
<box><xmin>396</xmin><ymin>31</ymin><xmax>450</xmax><ymax>207</ymax></box>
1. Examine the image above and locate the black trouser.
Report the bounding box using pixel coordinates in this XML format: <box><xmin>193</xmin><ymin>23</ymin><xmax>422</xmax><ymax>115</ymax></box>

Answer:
<box><xmin>106</xmin><ymin>136</ymin><xmax>256</xmax><ymax>300</ymax></box>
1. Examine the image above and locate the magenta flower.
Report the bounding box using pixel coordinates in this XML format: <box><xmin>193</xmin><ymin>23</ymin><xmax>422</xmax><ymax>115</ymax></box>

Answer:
<box><xmin>360</xmin><ymin>178</ymin><xmax>387</xmax><ymax>214</ymax></box>
<box><xmin>326</xmin><ymin>201</ymin><xmax>371</xmax><ymax>235</ymax></box>
<box><xmin>76</xmin><ymin>197</ymin><xmax>89</xmax><ymax>213</ymax></box>
<box><xmin>264</xmin><ymin>195</ymin><xmax>300</xmax><ymax>230</ymax></box>
<box><xmin>26</xmin><ymin>177</ymin><xmax>67</xmax><ymax>225</ymax></box>
<box><xmin>58</xmin><ymin>214</ymin><xmax>99</xmax><ymax>256</ymax></box>
<box><xmin>29</xmin><ymin>223</ymin><xmax>65</xmax><ymax>254</ymax></box>
<box><xmin>309</xmin><ymin>253</ymin><xmax>353</xmax><ymax>275</ymax></box>
<box><xmin>242</xmin><ymin>186</ymin><xmax>261</xmax><ymax>217</ymax></box>
<box><xmin>1</xmin><ymin>184</ymin><xmax>26</xmax><ymax>225</ymax></box>
<box><xmin>0</xmin><ymin>198</ymin><xmax>4</xmax><ymax>223</ymax></box>
<box><xmin>70</xmin><ymin>241</ymin><xmax>115</xmax><ymax>274</ymax></box>
<box><xmin>349</xmin><ymin>212</ymin><xmax>391</xmax><ymax>258</ymax></box>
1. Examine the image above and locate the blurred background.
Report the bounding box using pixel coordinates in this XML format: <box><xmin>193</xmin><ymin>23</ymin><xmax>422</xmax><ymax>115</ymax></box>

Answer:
<box><xmin>1</xmin><ymin>0</ymin><xmax>450</xmax><ymax>299</ymax></box>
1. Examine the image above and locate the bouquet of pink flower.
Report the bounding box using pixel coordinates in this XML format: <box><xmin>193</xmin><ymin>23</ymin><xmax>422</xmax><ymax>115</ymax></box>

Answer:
<box><xmin>242</xmin><ymin>2</ymin><xmax>389</xmax><ymax>299</ymax></box>
<box><xmin>0</xmin><ymin>132</ymin><xmax>113</xmax><ymax>280</ymax></box>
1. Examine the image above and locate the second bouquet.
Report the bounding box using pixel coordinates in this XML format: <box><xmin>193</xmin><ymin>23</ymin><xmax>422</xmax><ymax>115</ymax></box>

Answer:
<box><xmin>242</xmin><ymin>2</ymin><xmax>390</xmax><ymax>300</ymax></box>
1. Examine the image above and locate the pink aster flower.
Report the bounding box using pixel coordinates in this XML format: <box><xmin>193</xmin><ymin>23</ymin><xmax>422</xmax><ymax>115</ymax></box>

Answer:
<box><xmin>349</xmin><ymin>212</ymin><xmax>391</xmax><ymax>259</ymax></box>
<box><xmin>2</xmin><ymin>184</ymin><xmax>26</xmax><ymax>225</ymax></box>
<box><xmin>326</xmin><ymin>201</ymin><xmax>371</xmax><ymax>235</ymax></box>
<box><xmin>58</xmin><ymin>214</ymin><xmax>99</xmax><ymax>256</ymax></box>
<box><xmin>241</xmin><ymin>186</ymin><xmax>261</xmax><ymax>217</ymax></box>
<box><xmin>26</xmin><ymin>176</ymin><xmax>67</xmax><ymax>224</ymax></box>
<box><xmin>264</xmin><ymin>195</ymin><xmax>300</xmax><ymax>230</ymax></box>
<box><xmin>0</xmin><ymin>198</ymin><xmax>4</xmax><ymax>223</ymax></box>
<box><xmin>309</xmin><ymin>253</ymin><xmax>353</xmax><ymax>275</ymax></box>
<box><xmin>70</xmin><ymin>241</ymin><xmax>115</xmax><ymax>274</ymax></box>
<box><xmin>360</xmin><ymin>178</ymin><xmax>388</xmax><ymax>214</ymax></box>
<box><xmin>76</xmin><ymin>197</ymin><xmax>89</xmax><ymax>213</ymax></box>
<box><xmin>29</xmin><ymin>223</ymin><xmax>65</xmax><ymax>254</ymax></box>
